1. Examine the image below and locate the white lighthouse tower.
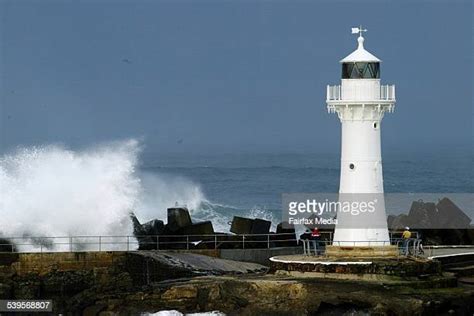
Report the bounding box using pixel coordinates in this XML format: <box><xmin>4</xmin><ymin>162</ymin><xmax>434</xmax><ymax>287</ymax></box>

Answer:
<box><xmin>327</xmin><ymin>27</ymin><xmax>396</xmax><ymax>247</ymax></box>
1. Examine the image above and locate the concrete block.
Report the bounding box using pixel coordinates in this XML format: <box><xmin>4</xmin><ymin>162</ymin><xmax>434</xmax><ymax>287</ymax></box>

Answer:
<box><xmin>251</xmin><ymin>219</ymin><xmax>271</xmax><ymax>234</ymax></box>
<box><xmin>276</xmin><ymin>221</ymin><xmax>295</xmax><ymax>234</ymax></box>
<box><xmin>274</xmin><ymin>222</ymin><xmax>297</xmax><ymax>247</ymax></box>
<box><xmin>176</xmin><ymin>221</ymin><xmax>215</xmax><ymax>235</ymax></box>
<box><xmin>167</xmin><ymin>207</ymin><xmax>192</xmax><ymax>232</ymax></box>
<box><xmin>230</xmin><ymin>216</ymin><xmax>254</xmax><ymax>235</ymax></box>
<box><xmin>142</xmin><ymin>219</ymin><xmax>165</xmax><ymax>236</ymax></box>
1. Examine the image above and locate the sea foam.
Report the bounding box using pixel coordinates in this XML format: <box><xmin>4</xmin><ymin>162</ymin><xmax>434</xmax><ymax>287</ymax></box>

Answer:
<box><xmin>0</xmin><ymin>139</ymin><xmax>209</xmax><ymax>251</ymax></box>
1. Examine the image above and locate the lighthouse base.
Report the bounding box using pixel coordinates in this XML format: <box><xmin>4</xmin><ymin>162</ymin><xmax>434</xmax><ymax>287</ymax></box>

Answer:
<box><xmin>325</xmin><ymin>245</ymin><xmax>398</xmax><ymax>258</ymax></box>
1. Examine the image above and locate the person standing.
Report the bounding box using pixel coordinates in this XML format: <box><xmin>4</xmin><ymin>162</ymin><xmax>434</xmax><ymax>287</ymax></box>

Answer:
<box><xmin>402</xmin><ymin>227</ymin><xmax>411</xmax><ymax>255</ymax></box>
<box><xmin>311</xmin><ymin>227</ymin><xmax>322</xmax><ymax>255</ymax></box>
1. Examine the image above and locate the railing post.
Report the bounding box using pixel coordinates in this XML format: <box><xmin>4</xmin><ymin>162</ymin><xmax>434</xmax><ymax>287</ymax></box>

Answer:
<box><xmin>99</xmin><ymin>236</ymin><xmax>101</xmax><ymax>252</ymax></box>
<box><xmin>267</xmin><ymin>234</ymin><xmax>270</xmax><ymax>249</ymax></box>
<box><xmin>157</xmin><ymin>236</ymin><xmax>159</xmax><ymax>250</ymax></box>
<box><xmin>127</xmin><ymin>236</ymin><xmax>130</xmax><ymax>251</ymax></box>
<box><xmin>186</xmin><ymin>236</ymin><xmax>189</xmax><ymax>250</ymax></box>
<box><xmin>242</xmin><ymin>235</ymin><xmax>245</xmax><ymax>249</ymax></box>
<box><xmin>214</xmin><ymin>235</ymin><xmax>217</xmax><ymax>250</ymax></box>
<box><xmin>69</xmin><ymin>237</ymin><xmax>72</xmax><ymax>252</ymax></box>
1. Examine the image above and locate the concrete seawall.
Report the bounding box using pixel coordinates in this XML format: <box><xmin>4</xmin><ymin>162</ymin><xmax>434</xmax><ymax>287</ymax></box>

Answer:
<box><xmin>2</xmin><ymin>252</ymin><xmax>127</xmax><ymax>276</ymax></box>
<box><xmin>0</xmin><ymin>246</ymin><xmax>301</xmax><ymax>277</ymax></box>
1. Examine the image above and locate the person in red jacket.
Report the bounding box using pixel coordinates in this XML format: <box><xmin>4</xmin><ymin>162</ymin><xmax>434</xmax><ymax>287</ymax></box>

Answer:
<box><xmin>310</xmin><ymin>227</ymin><xmax>322</xmax><ymax>255</ymax></box>
<box><xmin>311</xmin><ymin>227</ymin><xmax>321</xmax><ymax>238</ymax></box>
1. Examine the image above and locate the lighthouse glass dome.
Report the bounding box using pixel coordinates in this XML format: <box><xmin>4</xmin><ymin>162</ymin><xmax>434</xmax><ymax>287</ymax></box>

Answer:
<box><xmin>342</xmin><ymin>62</ymin><xmax>380</xmax><ymax>79</ymax></box>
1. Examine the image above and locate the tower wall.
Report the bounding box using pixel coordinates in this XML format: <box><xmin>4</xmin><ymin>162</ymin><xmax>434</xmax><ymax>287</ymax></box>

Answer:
<box><xmin>326</xmin><ymin>33</ymin><xmax>395</xmax><ymax>247</ymax></box>
<box><xmin>340</xmin><ymin>120</ymin><xmax>383</xmax><ymax>193</ymax></box>
<box><xmin>329</xmin><ymin>81</ymin><xmax>394</xmax><ymax>246</ymax></box>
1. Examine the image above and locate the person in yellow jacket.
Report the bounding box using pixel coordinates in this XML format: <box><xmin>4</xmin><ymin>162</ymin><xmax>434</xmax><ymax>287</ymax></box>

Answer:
<box><xmin>402</xmin><ymin>227</ymin><xmax>412</xmax><ymax>239</ymax></box>
<box><xmin>402</xmin><ymin>227</ymin><xmax>411</xmax><ymax>255</ymax></box>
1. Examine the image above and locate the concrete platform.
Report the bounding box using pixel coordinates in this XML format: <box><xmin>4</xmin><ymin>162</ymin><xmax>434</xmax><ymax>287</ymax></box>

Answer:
<box><xmin>269</xmin><ymin>254</ymin><xmax>444</xmax><ymax>282</ymax></box>
<box><xmin>325</xmin><ymin>245</ymin><xmax>399</xmax><ymax>257</ymax></box>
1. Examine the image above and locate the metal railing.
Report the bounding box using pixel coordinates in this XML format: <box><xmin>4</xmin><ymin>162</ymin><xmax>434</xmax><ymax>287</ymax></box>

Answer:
<box><xmin>380</xmin><ymin>84</ymin><xmax>396</xmax><ymax>100</ymax></box>
<box><xmin>326</xmin><ymin>84</ymin><xmax>395</xmax><ymax>101</ymax></box>
<box><xmin>327</xmin><ymin>85</ymin><xmax>342</xmax><ymax>101</ymax></box>
<box><xmin>0</xmin><ymin>233</ymin><xmax>300</xmax><ymax>253</ymax></box>
<box><xmin>302</xmin><ymin>238</ymin><xmax>424</xmax><ymax>258</ymax></box>
<box><xmin>0</xmin><ymin>231</ymin><xmax>419</xmax><ymax>255</ymax></box>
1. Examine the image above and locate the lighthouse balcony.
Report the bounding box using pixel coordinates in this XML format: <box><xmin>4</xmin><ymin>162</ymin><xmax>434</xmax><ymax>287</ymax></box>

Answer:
<box><xmin>326</xmin><ymin>84</ymin><xmax>395</xmax><ymax>103</ymax></box>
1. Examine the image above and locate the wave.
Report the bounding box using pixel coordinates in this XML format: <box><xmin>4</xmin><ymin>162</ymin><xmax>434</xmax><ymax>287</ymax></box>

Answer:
<box><xmin>192</xmin><ymin>201</ymin><xmax>279</xmax><ymax>233</ymax></box>
<box><xmin>0</xmin><ymin>140</ymin><xmax>140</xmax><ymax>239</ymax></box>
<box><xmin>0</xmin><ymin>139</ymin><xmax>281</xmax><ymax>251</ymax></box>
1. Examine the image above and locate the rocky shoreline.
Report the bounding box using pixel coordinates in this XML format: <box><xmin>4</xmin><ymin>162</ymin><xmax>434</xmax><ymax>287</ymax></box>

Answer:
<box><xmin>1</xmin><ymin>251</ymin><xmax>474</xmax><ymax>315</ymax></box>
<box><xmin>4</xmin><ymin>271</ymin><xmax>474</xmax><ymax>315</ymax></box>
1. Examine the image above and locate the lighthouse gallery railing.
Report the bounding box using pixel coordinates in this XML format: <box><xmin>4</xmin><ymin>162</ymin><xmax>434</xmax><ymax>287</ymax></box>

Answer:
<box><xmin>327</xmin><ymin>84</ymin><xmax>395</xmax><ymax>101</ymax></box>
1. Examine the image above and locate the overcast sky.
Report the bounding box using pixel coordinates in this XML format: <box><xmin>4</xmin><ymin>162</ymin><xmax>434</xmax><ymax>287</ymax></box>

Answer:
<box><xmin>0</xmin><ymin>0</ymin><xmax>472</xmax><ymax>155</ymax></box>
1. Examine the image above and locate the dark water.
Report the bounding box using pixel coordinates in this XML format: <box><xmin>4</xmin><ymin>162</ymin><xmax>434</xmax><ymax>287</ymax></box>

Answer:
<box><xmin>139</xmin><ymin>151</ymin><xmax>473</xmax><ymax>229</ymax></box>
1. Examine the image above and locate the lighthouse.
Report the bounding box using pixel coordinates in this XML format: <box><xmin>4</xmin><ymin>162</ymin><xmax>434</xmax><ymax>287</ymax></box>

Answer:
<box><xmin>327</xmin><ymin>27</ymin><xmax>396</xmax><ymax>247</ymax></box>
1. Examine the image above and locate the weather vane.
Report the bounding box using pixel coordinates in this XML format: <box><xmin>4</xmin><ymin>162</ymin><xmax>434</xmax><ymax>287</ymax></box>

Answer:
<box><xmin>351</xmin><ymin>26</ymin><xmax>367</xmax><ymax>37</ymax></box>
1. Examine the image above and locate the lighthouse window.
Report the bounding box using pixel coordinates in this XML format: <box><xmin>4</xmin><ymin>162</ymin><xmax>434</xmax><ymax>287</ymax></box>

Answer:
<box><xmin>373</xmin><ymin>122</ymin><xmax>378</xmax><ymax>129</ymax></box>
<box><xmin>342</xmin><ymin>62</ymin><xmax>380</xmax><ymax>79</ymax></box>
<box><xmin>349</xmin><ymin>163</ymin><xmax>355</xmax><ymax>170</ymax></box>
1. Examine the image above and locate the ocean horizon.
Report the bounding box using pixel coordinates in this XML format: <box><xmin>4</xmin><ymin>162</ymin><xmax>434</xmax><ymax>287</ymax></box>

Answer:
<box><xmin>136</xmin><ymin>150</ymin><xmax>473</xmax><ymax>232</ymax></box>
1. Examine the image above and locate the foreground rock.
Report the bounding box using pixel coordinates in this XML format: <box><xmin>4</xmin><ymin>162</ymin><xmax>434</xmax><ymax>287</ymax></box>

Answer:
<box><xmin>70</xmin><ymin>275</ymin><xmax>474</xmax><ymax>315</ymax></box>
<box><xmin>0</xmin><ymin>251</ymin><xmax>473</xmax><ymax>315</ymax></box>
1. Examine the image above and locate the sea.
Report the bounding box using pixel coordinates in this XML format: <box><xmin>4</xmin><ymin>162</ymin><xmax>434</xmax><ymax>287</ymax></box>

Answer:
<box><xmin>139</xmin><ymin>150</ymin><xmax>473</xmax><ymax>232</ymax></box>
<box><xmin>0</xmin><ymin>141</ymin><xmax>471</xmax><ymax>240</ymax></box>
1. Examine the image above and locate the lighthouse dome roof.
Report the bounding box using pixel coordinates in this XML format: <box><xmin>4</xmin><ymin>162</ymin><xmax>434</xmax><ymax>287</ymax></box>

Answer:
<box><xmin>340</xmin><ymin>36</ymin><xmax>381</xmax><ymax>63</ymax></box>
